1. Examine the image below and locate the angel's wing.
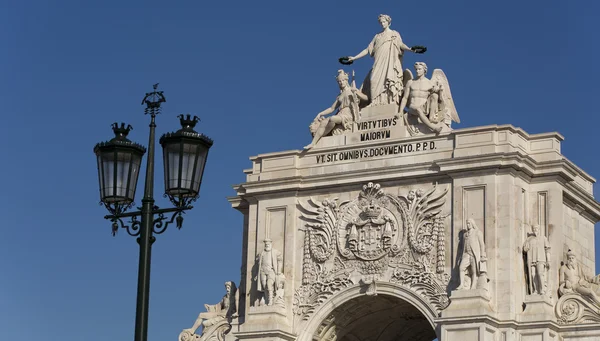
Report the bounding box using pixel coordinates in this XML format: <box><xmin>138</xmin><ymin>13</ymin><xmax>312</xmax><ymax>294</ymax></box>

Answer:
<box><xmin>402</xmin><ymin>68</ymin><xmax>413</xmax><ymax>89</ymax></box>
<box><xmin>431</xmin><ymin>69</ymin><xmax>460</xmax><ymax>124</ymax></box>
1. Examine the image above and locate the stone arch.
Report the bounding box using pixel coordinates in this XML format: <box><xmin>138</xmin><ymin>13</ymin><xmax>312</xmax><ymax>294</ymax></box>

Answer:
<box><xmin>296</xmin><ymin>282</ymin><xmax>438</xmax><ymax>341</ymax></box>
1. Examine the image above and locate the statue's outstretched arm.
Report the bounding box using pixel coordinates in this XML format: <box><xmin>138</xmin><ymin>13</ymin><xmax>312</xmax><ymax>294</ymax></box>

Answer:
<box><xmin>349</xmin><ymin>48</ymin><xmax>369</xmax><ymax>62</ymax></box>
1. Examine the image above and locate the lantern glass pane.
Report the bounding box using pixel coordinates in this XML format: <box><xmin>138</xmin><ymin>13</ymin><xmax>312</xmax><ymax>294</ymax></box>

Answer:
<box><xmin>165</xmin><ymin>143</ymin><xmax>180</xmax><ymax>192</ymax></box>
<box><xmin>162</xmin><ymin>146</ymin><xmax>169</xmax><ymax>194</ymax></box>
<box><xmin>97</xmin><ymin>154</ymin><xmax>104</xmax><ymax>197</ymax></box>
<box><xmin>191</xmin><ymin>146</ymin><xmax>208</xmax><ymax>194</ymax></box>
<box><xmin>128</xmin><ymin>153</ymin><xmax>142</xmax><ymax>200</ymax></box>
<box><xmin>115</xmin><ymin>152</ymin><xmax>131</xmax><ymax>199</ymax></box>
<box><xmin>162</xmin><ymin>133</ymin><xmax>211</xmax><ymax>198</ymax></box>
<box><xmin>101</xmin><ymin>151</ymin><xmax>115</xmax><ymax>201</ymax></box>
<box><xmin>97</xmin><ymin>149</ymin><xmax>141</xmax><ymax>204</ymax></box>
<box><xmin>180</xmin><ymin>143</ymin><xmax>197</xmax><ymax>192</ymax></box>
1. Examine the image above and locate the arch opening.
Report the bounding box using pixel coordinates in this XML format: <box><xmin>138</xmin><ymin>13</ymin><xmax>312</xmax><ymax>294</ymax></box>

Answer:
<box><xmin>312</xmin><ymin>294</ymin><xmax>437</xmax><ymax>341</ymax></box>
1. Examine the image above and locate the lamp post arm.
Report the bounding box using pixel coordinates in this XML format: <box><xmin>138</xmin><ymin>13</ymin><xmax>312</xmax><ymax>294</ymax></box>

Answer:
<box><xmin>153</xmin><ymin>210</ymin><xmax>186</xmax><ymax>234</ymax></box>
<box><xmin>110</xmin><ymin>216</ymin><xmax>142</xmax><ymax>237</ymax></box>
<box><xmin>104</xmin><ymin>206</ymin><xmax>192</xmax><ymax>220</ymax></box>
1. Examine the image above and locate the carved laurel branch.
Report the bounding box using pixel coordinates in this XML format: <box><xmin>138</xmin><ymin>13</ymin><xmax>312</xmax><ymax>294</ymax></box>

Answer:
<box><xmin>390</xmin><ymin>268</ymin><xmax>450</xmax><ymax>313</ymax></box>
<box><xmin>556</xmin><ymin>293</ymin><xmax>600</xmax><ymax>325</ymax></box>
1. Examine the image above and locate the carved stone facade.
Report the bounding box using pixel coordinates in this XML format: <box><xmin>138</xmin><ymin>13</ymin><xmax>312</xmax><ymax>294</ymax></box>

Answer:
<box><xmin>179</xmin><ymin>125</ymin><xmax>600</xmax><ymax>340</ymax></box>
<box><xmin>221</xmin><ymin>125</ymin><xmax>600</xmax><ymax>341</ymax></box>
<box><xmin>177</xmin><ymin>13</ymin><xmax>600</xmax><ymax>341</ymax></box>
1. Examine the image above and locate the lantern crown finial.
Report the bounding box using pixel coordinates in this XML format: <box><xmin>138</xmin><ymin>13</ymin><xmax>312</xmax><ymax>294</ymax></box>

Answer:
<box><xmin>111</xmin><ymin>122</ymin><xmax>133</xmax><ymax>141</ymax></box>
<box><xmin>94</xmin><ymin>123</ymin><xmax>146</xmax><ymax>155</ymax></box>
<box><xmin>177</xmin><ymin>114</ymin><xmax>200</xmax><ymax>132</ymax></box>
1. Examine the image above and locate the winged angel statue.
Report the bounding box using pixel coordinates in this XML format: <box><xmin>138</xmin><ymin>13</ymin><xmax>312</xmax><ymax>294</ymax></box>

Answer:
<box><xmin>399</xmin><ymin>62</ymin><xmax>460</xmax><ymax>136</ymax></box>
<box><xmin>294</xmin><ymin>183</ymin><xmax>450</xmax><ymax>321</ymax></box>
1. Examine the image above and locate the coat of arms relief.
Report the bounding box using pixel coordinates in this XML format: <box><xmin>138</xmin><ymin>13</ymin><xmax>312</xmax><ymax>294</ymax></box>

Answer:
<box><xmin>294</xmin><ymin>182</ymin><xmax>450</xmax><ymax>323</ymax></box>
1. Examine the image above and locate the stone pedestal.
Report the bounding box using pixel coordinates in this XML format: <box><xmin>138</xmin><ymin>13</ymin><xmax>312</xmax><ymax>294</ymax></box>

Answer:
<box><xmin>439</xmin><ymin>290</ymin><xmax>500</xmax><ymax>341</ymax></box>
<box><xmin>519</xmin><ymin>295</ymin><xmax>555</xmax><ymax>322</ymax></box>
<box><xmin>233</xmin><ymin>306</ymin><xmax>293</xmax><ymax>341</ymax></box>
<box><xmin>359</xmin><ymin>103</ymin><xmax>398</xmax><ymax>118</ymax></box>
<box><xmin>245</xmin><ymin>305</ymin><xmax>287</xmax><ymax>323</ymax></box>
<box><xmin>442</xmin><ymin>289</ymin><xmax>493</xmax><ymax>318</ymax></box>
<box><xmin>439</xmin><ymin>322</ymin><xmax>501</xmax><ymax>341</ymax></box>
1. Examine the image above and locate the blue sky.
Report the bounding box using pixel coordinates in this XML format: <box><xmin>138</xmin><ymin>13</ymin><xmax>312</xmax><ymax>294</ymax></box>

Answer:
<box><xmin>1</xmin><ymin>1</ymin><xmax>598</xmax><ymax>340</ymax></box>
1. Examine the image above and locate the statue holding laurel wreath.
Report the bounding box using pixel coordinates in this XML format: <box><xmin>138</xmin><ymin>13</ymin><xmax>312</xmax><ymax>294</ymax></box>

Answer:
<box><xmin>340</xmin><ymin>14</ymin><xmax>426</xmax><ymax>108</ymax></box>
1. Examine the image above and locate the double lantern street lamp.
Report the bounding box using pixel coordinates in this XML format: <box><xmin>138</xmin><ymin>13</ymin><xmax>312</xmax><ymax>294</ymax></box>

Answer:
<box><xmin>93</xmin><ymin>85</ymin><xmax>213</xmax><ymax>341</ymax></box>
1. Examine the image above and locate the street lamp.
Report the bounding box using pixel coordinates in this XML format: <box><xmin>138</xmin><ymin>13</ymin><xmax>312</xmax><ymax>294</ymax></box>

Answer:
<box><xmin>93</xmin><ymin>84</ymin><xmax>213</xmax><ymax>341</ymax></box>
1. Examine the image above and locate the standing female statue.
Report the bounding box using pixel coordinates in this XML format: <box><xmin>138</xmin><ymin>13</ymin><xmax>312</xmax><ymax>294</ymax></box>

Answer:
<box><xmin>346</xmin><ymin>14</ymin><xmax>416</xmax><ymax>108</ymax></box>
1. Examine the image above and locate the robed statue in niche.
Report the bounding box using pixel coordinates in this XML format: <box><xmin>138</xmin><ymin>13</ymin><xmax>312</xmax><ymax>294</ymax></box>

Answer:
<box><xmin>523</xmin><ymin>225</ymin><xmax>551</xmax><ymax>295</ymax></box>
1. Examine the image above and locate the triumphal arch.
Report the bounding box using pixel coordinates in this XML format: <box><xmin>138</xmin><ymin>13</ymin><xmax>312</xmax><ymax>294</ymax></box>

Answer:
<box><xmin>179</xmin><ymin>14</ymin><xmax>600</xmax><ymax>341</ymax></box>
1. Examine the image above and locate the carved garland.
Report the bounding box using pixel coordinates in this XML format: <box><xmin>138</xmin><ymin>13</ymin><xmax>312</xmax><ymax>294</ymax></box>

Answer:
<box><xmin>293</xmin><ymin>271</ymin><xmax>354</xmax><ymax>321</ymax></box>
<box><xmin>390</xmin><ymin>268</ymin><xmax>450</xmax><ymax>312</ymax></box>
<box><xmin>434</xmin><ymin>217</ymin><xmax>446</xmax><ymax>274</ymax></box>
<box><xmin>302</xmin><ymin>225</ymin><xmax>316</xmax><ymax>285</ymax></box>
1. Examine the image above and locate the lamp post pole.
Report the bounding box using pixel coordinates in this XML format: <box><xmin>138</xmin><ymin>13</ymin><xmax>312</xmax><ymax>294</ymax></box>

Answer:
<box><xmin>94</xmin><ymin>84</ymin><xmax>213</xmax><ymax>341</ymax></box>
<box><xmin>134</xmin><ymin>85</ymin><xmax>168</xmax><ymax>341</ymax></box>
<box><xmin>135</xmin><ymin>113</ymin><xmax>158</xmax><ymax>341</ymax></box>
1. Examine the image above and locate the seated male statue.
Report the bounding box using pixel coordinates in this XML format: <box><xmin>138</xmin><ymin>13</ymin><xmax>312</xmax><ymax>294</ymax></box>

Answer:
<box><xmin>183</xmin><ymin>281</ymin><xmax>238</xmax><ymax>336</ymax></box>
<box><xmin>399</xmin><ymin>62</ymin><xmax>447</xmax><ymax>134</ymax></box>
<box><xmin>559</xmin><ymin>250</ymin><xmax>600</xmax><ymax>306</ymax></box>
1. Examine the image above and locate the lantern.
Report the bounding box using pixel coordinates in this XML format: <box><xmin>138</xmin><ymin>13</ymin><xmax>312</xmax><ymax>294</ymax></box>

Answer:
<box><xmin>94</xmin><ymin>123</ymin><xmax>146</xmax><ymax>207</ymax></box>
<box><xmin>159</xmin><ymin>115</ymin><xmax>213</xmax><ymax>204</ymax></box>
